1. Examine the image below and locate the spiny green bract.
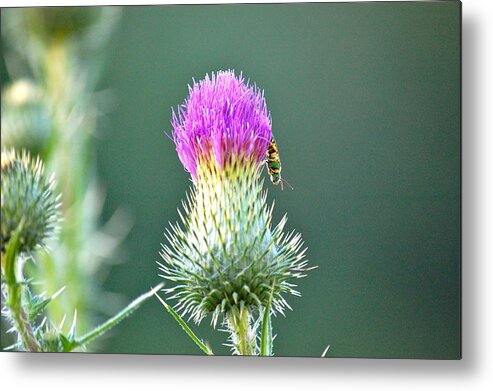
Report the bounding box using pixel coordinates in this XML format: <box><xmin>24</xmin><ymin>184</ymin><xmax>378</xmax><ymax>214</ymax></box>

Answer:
<box><xmin>1</xmin><ymin>149</ymin><xmax>60</xmax><ymax>254</ymax></box>
<box><xmin>158</xmin><ymin>160</ymin><xmax>309</xmax><ymax>327</ymax></box>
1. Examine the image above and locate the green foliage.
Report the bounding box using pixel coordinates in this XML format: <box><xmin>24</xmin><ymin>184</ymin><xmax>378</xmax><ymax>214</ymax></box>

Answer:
<box><xmin>24</xmin><ymin>286</ymin><xmax>65</xmax><ymax>323</ymax></box>
<box><xmin>1</xmin><ymin>227</ymin><xmax>160</xmax><ymax>352</ymax></box>
<box><xmin>1</xmin><ymin>6</ymin><xmax>125</xmax><ymax>343</ymax></box>
<box><xmin>0</xmin><ymin>149</ymin><xmax>158</xmax><ymax>352</ymax></box>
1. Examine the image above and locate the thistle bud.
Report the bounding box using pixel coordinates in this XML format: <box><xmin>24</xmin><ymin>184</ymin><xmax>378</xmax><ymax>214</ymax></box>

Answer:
<box><xmin>2</xmin><ymin>7</ymin><xmax>121</xmax><ymax>51</ymax></box>
<box><xmin>1</xmin><ymin>149</ymin><xmax>60</xmax><ymax>254</ymax></box>
<box><xmin>159</xmin><ymin>71</ymin><xmax>310</xmax><ymax>333</ymax></box>
<box><xmin>1</xmin><ymin>80</ymin><xmax>52</xmax><ymax>157</ymax></box>
<box><xmin>38</xmin><ymin>326</ymin><xmax>64</xmax><ymax>353</ymax></box>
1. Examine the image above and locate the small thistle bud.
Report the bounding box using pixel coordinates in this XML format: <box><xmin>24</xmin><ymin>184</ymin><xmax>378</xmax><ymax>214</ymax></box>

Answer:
<box><xmin>159</xmin><ymin>71</ymin><xmax>310</xmax><ymax>332</ymax></box>
<box><xmin>9</xmin><ymin>7</ymin><xmax>107</xmax><ymax>42</ymax></box>
<box><xmin>1</xmin><ymin>80</ymin><xmax>52</xmax><ymax>157</ymax></box>
<box><xmin>1</xmin><ymin>149</ymin><xmax>60</xmax><ymax>254</ymax></box>
<box><xmin>2</xmin><ymin>7</ymin><xmax>121</xmax><ymax>51</ymax></box>
<box><xmin>38</xmin><ymin>326</ymin><xmax>64</xmax><ymax>352</ymax></box>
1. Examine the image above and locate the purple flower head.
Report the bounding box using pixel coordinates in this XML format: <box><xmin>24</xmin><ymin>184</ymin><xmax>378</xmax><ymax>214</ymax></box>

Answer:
<box><xmin>171</xmin><ymin>70</ymin><xmax>272</xmax><ymax>179</ymax></box>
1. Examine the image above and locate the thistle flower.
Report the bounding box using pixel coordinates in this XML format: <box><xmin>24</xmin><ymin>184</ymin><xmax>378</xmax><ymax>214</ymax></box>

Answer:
<box><xmin>159</xmin><ymin>71</ymin><xmax>310</xmax><ymax>347</ymax></box>
<box><xmin>1</xmin><ymin>149</ymin><xmax>60</xmax><ymax>254</ymax></box>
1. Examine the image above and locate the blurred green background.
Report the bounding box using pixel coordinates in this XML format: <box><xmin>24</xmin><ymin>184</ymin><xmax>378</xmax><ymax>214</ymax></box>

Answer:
<box><xmin>2</xmin><ymin>2</ymin><xmax>461</xmax><ymax>358</ymax></box>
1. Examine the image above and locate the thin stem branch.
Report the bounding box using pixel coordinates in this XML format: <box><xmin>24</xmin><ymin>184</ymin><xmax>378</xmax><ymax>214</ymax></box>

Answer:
<box><xmin>73</xmin><ymin>284</ymin><xmax>163</xmax><ymax>348</ymax></box>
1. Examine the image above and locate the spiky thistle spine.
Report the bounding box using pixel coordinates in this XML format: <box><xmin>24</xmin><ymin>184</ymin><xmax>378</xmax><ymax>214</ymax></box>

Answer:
<box><xmin>159</xmin><ymin>160</ymin><xmax>308</xmax><ymax>320</ymax></box>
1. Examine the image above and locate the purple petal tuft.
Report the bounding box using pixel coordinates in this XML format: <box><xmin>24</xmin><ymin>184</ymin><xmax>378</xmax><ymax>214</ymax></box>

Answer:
<box><xmin>170</xmin><ymin>70</ymin><xmax>272</xmax><ymax>179</ymax></box>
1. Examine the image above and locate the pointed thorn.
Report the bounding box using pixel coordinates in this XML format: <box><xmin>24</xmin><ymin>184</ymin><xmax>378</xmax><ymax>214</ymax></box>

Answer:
<box><xmin>51</xmin><ymin>286</ymin><xmax>66</xmax><ymax>300</ymax></box>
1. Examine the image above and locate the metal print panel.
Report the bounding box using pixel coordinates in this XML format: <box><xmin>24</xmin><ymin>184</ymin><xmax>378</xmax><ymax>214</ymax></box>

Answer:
<box><xmin>0</xmin><ymin>1</ymin><xmax>461</xmax><ymax>359</ymax></box>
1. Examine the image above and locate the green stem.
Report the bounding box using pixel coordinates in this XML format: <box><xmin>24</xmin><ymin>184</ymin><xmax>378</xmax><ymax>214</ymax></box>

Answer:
<box><xmin>228</xmin><ymin>306</ymin><xmax>256</xmax><ymax>355</ymax></box>
<box><xmin>259</xmin><ymin>283</ymin><xmax>275</xmax><ymax>356</ymax></box>
<box><xmin>73</xmin><ymin>284</ymin><xmax>163</xmax><ymax>348</ymax></box>
<box><xmin>2</xmin><ymin>227</ymin><xmax>40</xmax><ymax>352</ymax></box>
<box><xmin>39</xmin><ymin>38</ymin><xmax>96</xmax><ymax>335</ymax></box>
<box><xmin>259</xmin><ymin>306</ymin><xmax>273</xmax><ymax>356</ymax></box>
<box><xmin>8</xmin><ymin>293</ymin><xmax>40</xmax><ymax>352</ymax></box>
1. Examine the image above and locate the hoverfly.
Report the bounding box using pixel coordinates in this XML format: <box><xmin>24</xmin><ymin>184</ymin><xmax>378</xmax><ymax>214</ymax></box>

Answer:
<box><xmin>265</xmin><ymin>137</ymin><xmax>293</xmax><ymax>191</ymax></box>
